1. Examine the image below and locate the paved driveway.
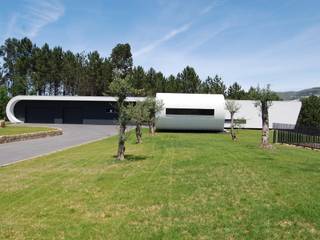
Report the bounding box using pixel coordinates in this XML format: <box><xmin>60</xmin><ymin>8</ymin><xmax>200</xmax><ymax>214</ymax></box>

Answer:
<box><xmin>0</xmin><ymin>124</ymin><xmax>119</xmax><ymax>167</ymax></box>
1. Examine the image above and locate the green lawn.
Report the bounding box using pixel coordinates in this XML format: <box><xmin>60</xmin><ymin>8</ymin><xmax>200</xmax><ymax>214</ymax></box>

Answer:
<box><xmin>0</xmin><ymin>125</ymin><xmax>53</xmax><ymax>136</ymax></box>
<box><xmin>0</xmin><ymin>130</ymin><xmax>319</xmax><ymax>239</ymax></box>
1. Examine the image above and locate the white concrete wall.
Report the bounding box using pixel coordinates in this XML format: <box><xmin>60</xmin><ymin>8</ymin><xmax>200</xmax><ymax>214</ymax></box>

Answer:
<box><xmin>224</xmin><ymin>100</ymin><xmax>302</xmax><ymax>129</ymax></box>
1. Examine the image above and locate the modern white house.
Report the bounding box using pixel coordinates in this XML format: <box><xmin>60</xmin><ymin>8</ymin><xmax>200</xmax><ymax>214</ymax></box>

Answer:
<box><xmin>6</xmin><ymin>94</ymin><xmax>302</xmax><ymax>130</ymax></box>
<box><xmin>156</xmin><ymin>93</ymin><xmax>225</xmax><ymax>131</ymax></box>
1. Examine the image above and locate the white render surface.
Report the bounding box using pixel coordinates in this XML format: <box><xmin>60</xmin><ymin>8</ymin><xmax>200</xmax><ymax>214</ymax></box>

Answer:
<box><xmin>224</xmin><ymin>100</ymin><xmax>302</xmax><ymax>129</ymax></box>
<box><xmin>156</xmin><ymin>93</ymin><xmax>225</xmax><ymax>131</ymax></box>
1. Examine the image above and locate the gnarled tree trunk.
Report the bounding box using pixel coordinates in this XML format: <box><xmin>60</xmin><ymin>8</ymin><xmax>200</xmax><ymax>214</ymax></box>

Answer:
<box><xmin>261</xmin><ymin>102</ymin><xmax>271</xmax><ymax>148</ymax></box>
<box><xmin>117</xmin><ymin>123</ymin><xmax>126</xmax><ymax>160</ymax></box>
<box><xmin>149</xmin><ymin>121</ymin><xmax>156</xmax><ymax>136</ymax></box>
<box><xmin>230</xmin><ymin>112</ymin><xmax>237</xmax><ymax>141</ymax></box>
<box><xmin>135</xmin><ymin>123</ymin><xmax>142</xmax><ymax>144</ymax></box>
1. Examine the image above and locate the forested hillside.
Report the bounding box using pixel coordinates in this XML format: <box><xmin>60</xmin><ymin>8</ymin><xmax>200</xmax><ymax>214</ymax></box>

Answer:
<box><xmin>277</xmin><ymin>87</ymin><xmax>320</xmax><ymax>100</ymax></box>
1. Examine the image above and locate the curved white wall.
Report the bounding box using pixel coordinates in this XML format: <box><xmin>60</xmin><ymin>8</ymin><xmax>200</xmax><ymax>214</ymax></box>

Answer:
<box><xmin>156</xmin><ymin>93</ymin><xmax>225</xmax><ymax>131</ymax></box>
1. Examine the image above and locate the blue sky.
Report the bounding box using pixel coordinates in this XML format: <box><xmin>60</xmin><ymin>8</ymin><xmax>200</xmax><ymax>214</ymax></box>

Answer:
<box><xmin>1</xmin><ymin>0</ymin><xmax>320</xmax><ymax>91</ymax></box>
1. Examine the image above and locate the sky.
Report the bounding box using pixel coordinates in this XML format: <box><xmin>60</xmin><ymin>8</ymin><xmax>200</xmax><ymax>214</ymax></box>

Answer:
<box><xmin>1</xmin><ymin>0</ymin><xmax>320</xmax><ymax>91</ymax></box>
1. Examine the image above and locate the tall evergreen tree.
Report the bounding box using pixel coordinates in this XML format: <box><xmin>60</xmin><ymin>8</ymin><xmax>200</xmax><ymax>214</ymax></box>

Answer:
<box><xmin>100</xmin><ymin>58</ymin><xmax>113</xmax><ymax>95</ymax></box>
<box><xmin>109</xmin><ymin>43</ymin><xmax>133</xmax><ymax>77</ymax></box>
<box><xmin>131</xmin><ymin>66</ymin><xmax>146</xmax><ymax>94</ymax></box>
<box><xmin>0</xmin><ymin>38</ymin><xmax>34</xmax><ymax>96</ymax></box>
<box><xmin>145</xmin><ymin>68</ymin><xmax>157</xmax><ymax>96</ymax></box>
<box><xmin>166</xmin><ymin>75</ymin><xmax>179</xmax><ymax>93</ymax></box>
<box><xmin>86</xmin><ymin>51</ymin><xmax>103</xmax><ymax>96</ymax></box>
<box><xmin>202</xmin><ymin>75</ymin><xmax>226</xmax><ymax>95</ymax></box>
<box><xmin>61</xmin><ymin>50</ymin><xmax>77</xmax><ymax>95</ymax></box>
<box><xmin>0</xmin><ymin>86</ymin><xmax>9</xmax><ymax>119</ymax></box>
<box><xmin>179</xmin><ymin>66</ymin><xmax>201</xmax><ymax>93</ymax></box>
<box><xmin>50</xmin><ymin>46</ymin><xmax>64</xmax><ymax>95</ymax></box>
<box><xmin>227</xmin><ymin>82</ymin><xmax>246</xmax><ymax>99</ymax></box>
<box><xmin>155</xmin><ymin>72</ymin><xmax>166</xmax><ymax>94</ymax></box>
<box><xmin>0</xmin><ymin>38</ymin><xmax>19</xmax><ymax>95</ymax></box>
<box><xmin>75</xmin><ymin>52</ymin><xmax>88</xmax><ymax>96</ymax></box>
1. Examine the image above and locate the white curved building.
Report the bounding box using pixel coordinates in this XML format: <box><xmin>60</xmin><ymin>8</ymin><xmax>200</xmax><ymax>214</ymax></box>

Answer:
<box><xmin>155</xmin><ymin>93</ymin><xmax>225</xmax><ymax>131</ymax></box>
<box><xmin>6</xmin><ymin>94</ymin><xmax>301</xmax><ymax>131</ymax></box>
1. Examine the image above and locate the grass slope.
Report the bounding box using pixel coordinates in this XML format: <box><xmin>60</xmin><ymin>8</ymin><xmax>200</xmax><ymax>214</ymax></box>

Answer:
<box><xmin>0</xmin><ymin>130</ymin><xmax>319</xmax><ymax>239</ymax></box>
<box><xmin>0</xmin><ymin>125</ymin><xmax>53</xmax><ymax>136</ymax></box>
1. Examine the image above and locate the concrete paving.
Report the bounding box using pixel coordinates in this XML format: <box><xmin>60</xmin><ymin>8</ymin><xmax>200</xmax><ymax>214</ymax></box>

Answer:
<box><xmin>0</xmin><ymin>124</ymin><xmax>119</xmax><ymax>167</ymax></box>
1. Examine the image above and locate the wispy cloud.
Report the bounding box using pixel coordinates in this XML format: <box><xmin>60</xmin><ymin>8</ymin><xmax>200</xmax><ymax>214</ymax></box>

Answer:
<box><xmin>134</xmin><ymin>23</ymin><xmax>192</xmax><ymax>57</ymax></box>
<box><xmin>200</xmin><ymin>0</ymin><xmax>226</xmax><ymax>15</ymax></box>
<box><xmin>5</xmin><ymin>0</ymin><xmax>64</xmax><ymax>39</ymax></box>
<box><xmin>200</xmin><ymin>5</ymin><xmax>214</xmax><ymax>15</ymax></box>
<box><xmin>136</xmin><ymin>23</ymin><xmax>320</xmax><ymax>91</ymax></box>
<box><xmin>134</xmin><ymin>2</ymin><xmax>220</xmax><ymax>57</ymax></box>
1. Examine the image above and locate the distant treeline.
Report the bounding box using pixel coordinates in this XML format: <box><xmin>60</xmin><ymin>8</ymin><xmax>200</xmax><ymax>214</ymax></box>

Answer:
<box><xmin>0</xmin><ymin>37</ymin><xmax>280</xmax><ymax>100</ymax></box>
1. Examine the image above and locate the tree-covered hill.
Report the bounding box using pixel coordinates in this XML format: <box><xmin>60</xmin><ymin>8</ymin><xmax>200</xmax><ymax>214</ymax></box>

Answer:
<box><xmin>277</xmin><ymin>87</ymin><xmax>320</xmax><ymax>100</ymax></box>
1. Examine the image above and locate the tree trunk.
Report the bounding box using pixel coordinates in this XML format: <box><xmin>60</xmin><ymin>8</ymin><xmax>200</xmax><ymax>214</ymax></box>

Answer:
<box><xmin>136</xmin><ymin>123</ymin><xmax>142</xmax><ymax>144</ymax></box>
<box><xmin>0</xmin><ymin>120</ymin><xmax>5</xmax><ymax>128</ymax></box>
<box><xmin>149</xmin><ymin>121</ymin><xmax>156</xmax><ymax>136</ymax></box>
<box><xmin>261</xmin><ymin>102</ymin><xmax>271</xmax><ymax>148</ymax></box>
<box><xmin>117</xmin><ymin>123</ymin><xmax>126</xmax><ymax>160</ymax></box>
<box><xmin>230</xmin><ymin>112</ymin><xmax>237</xmax><ymax>141</ymax></box>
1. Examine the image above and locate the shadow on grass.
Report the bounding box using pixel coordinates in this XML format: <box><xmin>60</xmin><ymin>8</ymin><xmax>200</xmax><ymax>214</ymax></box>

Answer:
<box><xmin>156</xmin><ymin>129</ymin><xmax>225</xmax><ymax>134</ymax></box>
<box><xmin>112</xmin><ymin>154</ymin><xmax>148</xmax><ymax>162</ymax></box>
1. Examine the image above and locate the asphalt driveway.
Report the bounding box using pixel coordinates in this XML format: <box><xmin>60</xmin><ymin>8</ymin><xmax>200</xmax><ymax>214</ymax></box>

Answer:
<box><xmin>0</xmin><ymin>124</ymin><xmax>119</xmax><ymax>167</ymax></box>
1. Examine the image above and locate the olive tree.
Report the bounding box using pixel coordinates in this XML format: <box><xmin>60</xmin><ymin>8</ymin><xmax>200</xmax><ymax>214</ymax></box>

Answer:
<box><xmin>225</xmin><ymin>100</ymin><xmax>241</xmax><ymax>141</ymax></box>
<box><xmin>144</xmin><ymin>97</ymin><xmax>163</xmax><ymax>136</ymax></box>
<box><xmin>254</xmin><ymin>85</ymin><xmax>278</xmax><ymax>148</ymax></box>
<box><xmin>109</xmin><ymin>76</ymin><xmax>134</xmax><ymax>160</ymax></box>
<box><xmin>127</xmin><ymin>101</ymin><xmax>148</xmax><ymax>144</ymax></box>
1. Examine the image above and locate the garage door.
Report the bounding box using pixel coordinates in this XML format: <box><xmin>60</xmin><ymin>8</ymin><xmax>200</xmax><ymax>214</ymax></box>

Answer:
<box><xmin>26</xmin><ymin>107</ymin><xmax>55</xmax><ymax>123</ymax></box>
<box><xmin>63</xmin><ymin>107</ymin><xmax>83</xmax><ymax>124</ymax></box>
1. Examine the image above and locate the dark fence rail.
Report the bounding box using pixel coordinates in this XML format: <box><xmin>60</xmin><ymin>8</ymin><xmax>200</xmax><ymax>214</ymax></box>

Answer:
<box><xmin>273</xmin><ymin>123</ymin><xmax>320</xmax><ymax>149</ymax></box>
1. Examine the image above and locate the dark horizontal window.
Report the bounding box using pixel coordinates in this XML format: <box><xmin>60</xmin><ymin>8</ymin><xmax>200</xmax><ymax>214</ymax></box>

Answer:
<box><xmin>166</xmin><ymin>108</ymin><xmax>214</xmax><ymax>116</ymax></box>
<box><xmin>225</xmin><ymin>119</ymin><xmax>247</xmax><ymax>124</ymax></box>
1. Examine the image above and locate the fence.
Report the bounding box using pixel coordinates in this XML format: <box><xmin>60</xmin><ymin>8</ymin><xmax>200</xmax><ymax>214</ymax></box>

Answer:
<box><xmin>273</xmin><ymin>123</ymin><xmax>320</xmax><ymax>149</ymax></box>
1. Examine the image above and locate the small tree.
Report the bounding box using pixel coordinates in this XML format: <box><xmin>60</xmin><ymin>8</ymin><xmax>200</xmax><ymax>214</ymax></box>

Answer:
<box><xmin>109</xmin><ymin>76</ymin><xmax>134</xmax><ymax>160</ymax></box>
<box><xmin>144</xmin><ymin>97</ymin><xmax>163</xmax><ymax>136</ymax></box>
<box><xmin>225</xmin><ymin>100</ymin><xmax>241</xmax><ymax>141</ymax></box>
<box><xmin>254</xmin><ymin>85</ymin><xmax>277</xmax><ymax>148</ymax></box>
<box><xmin>128</xmin><ymin>101</ymin><xmax>148</xmax><ymax>144</ymax></box>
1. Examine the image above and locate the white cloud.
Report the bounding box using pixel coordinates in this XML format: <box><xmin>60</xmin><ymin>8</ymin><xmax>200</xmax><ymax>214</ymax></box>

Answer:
<box><xmin>5</xmin><ymin>0</ymin><xmax>64</xmax><ymax>39</ymax></box>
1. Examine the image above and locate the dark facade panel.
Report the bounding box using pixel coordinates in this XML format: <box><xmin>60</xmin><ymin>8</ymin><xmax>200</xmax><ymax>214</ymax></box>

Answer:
<box><xmin>14</xmin><ymin>100</ymin><xmax>118</xmax><ymax>124</ymax></box>
<box><xmin>166</xmin><ymin>108</ymin><xmax>215</xmax><ymax>116</ymax></box>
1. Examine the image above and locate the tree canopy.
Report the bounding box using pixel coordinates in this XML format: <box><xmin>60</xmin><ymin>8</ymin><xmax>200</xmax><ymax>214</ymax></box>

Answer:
<box><xmin>0</xmin><ymin>37</ymin><xmax>282</xmax><ymax>101</ymax></box>
<box><xmin>297</xmin><ymin>95</ymin><xmax>320</xmax><ymax>128</ymax></box>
